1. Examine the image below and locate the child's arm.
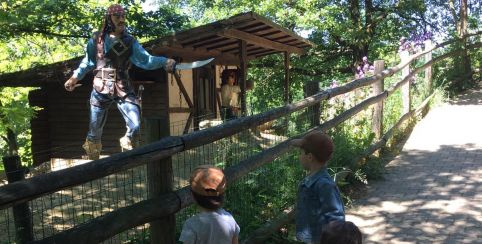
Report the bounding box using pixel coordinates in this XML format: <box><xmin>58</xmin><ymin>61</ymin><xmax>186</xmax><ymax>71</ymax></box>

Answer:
<box><xmin>232</xmin><ymin>235</ymin><xmax>239</xmax><ymax>244</ymax></box>
<box><xmin>318</xmin><ymin>182</ymin><xmax>345</xmax><ymax>222</ymax></box>
<box><xmin>179</xmin><ymin>220</ymin><xmax>195</xmax><ymax>244</ymax></box>
<box><xmin>233</xmin><ymin>221</ymin><xmax>240</xmax><ymax>244</ymax></box>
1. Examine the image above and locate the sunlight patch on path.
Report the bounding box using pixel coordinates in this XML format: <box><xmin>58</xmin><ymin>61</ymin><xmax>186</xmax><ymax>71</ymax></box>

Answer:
<box><xmin>346</xmin><ymin>88</ymin><xmax>482</xmax><ymax>243</ymax></box>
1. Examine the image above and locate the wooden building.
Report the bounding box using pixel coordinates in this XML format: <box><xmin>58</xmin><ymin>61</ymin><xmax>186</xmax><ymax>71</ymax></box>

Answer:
<box><xmin>0</xmin><ymin>12</ymin><xmax>313</xmax><ymax>165</ymax></box>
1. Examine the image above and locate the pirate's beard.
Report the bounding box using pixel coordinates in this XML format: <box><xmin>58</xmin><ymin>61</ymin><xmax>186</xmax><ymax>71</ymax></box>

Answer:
<box><xmin>106</xmin><ymin>17</ymin><xmax>125</xmax><ymax>34</ymax></box>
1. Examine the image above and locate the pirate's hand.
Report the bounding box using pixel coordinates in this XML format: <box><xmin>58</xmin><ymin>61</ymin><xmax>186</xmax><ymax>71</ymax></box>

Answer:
<box><xmin>64</xmin><ymin>76</ymin><xmax>79</xmax><ymax>92</ymax></box>
<box><xmin>165</xmin><ymin>58</ymin><xmax>176</xmax><ymax>73</ymax></box>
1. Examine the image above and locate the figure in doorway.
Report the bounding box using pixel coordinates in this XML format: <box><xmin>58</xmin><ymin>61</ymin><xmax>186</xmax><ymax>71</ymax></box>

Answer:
<box><xmin>220</xmin><ymin>70</ymin><xmax>241</xmax><ymax>121</ymax></box>
<box><xmin>64</xmin><ymin>4</ymin><xmax>176</xmax><ymax>160</ymax></box>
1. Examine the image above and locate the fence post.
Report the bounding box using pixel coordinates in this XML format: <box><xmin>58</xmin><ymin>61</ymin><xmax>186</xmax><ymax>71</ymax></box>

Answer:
<box><xmin>144</xmin><ymin>118</ymin><xmax>175</xmax><ymax>244</ymax></box>
<box><xmin>2</xmin><ymin>156</ymin><xmax>33</xmax><ymax>243</ymax></box>
<box><xmin>305</xmin><ymin>81</ymin><xmax>320</xmax><ymax>127</ymax></box>
<box><xmin>424</xmin><ymin>40</ymin><xmax>433</xmax><ymax>93</ymax></box>
<box><xmin>372</xmin><ymin>60</ymin><xmax>385</xmax><ymax>141</ymax></box>
<box><xmin>400</xmin><ymin>50</ymin><xmax>411</xmax><ymax>114</ymax></box>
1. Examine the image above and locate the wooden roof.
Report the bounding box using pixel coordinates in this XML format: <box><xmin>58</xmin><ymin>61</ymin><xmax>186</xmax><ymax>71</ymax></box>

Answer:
<box><xmin>0</xmin><ymin>11</ymin><xmax>313</xmax><ymax>87</ymax></box>
<box><xmin>148</xmin><ymin>11</ymin><xmax>314</xmax><ymax>64</ymax></box>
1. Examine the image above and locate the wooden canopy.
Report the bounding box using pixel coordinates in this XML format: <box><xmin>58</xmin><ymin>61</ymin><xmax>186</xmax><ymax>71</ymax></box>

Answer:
<box><xmin>147</xmin><ymin>11</ymin><xmax>314</xmax><ymax>64</ymax></box>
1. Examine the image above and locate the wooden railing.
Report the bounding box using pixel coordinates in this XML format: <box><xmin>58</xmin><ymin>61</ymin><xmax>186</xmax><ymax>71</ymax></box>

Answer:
<box><xmin>1</xmin><ymin>33</ymin><xmax>481</xmax><ymax>243</ymax></box>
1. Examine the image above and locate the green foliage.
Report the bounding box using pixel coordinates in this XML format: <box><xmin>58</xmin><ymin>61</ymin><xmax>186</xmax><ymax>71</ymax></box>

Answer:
<box><xmin>224</xmin><ymin>151</ymin><xmax>305</xmax><ymax>239</ymax></box>
<box><xmin>0</xmin><ymin>87</ymin><xmax>39</xmax><ymax>164</ymax></box>
<box><xmin>0</xmin><ymin>0</ymin><xmax>188</xmax><ymax>40</ymax></box>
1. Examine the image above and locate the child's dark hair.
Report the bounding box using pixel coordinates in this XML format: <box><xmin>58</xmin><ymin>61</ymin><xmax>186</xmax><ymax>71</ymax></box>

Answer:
<box><xmin>191</xmin><ymin>191</ymin><xmax>224</xmax><ymax>210</ymax></box>
<box><xmin>320</xmin><ymin>220</ymin><xmax>362</xmax><ymax>244</ymax></box>
<box><xmin>297</xmin><ymin>131</ymin><xmax>334</xmax><ymax>163</ymax></box>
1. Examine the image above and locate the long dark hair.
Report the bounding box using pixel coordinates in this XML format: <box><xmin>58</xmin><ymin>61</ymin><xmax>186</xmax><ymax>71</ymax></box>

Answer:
<box><xmin>96</xmin><ymin>14</ymin><xmax>118</xmax><ymax>60</ymax></box>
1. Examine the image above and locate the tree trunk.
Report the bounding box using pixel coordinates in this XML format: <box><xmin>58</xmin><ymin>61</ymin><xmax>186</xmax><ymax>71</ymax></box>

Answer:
<box><xmin>7</xmin><ymin>128</ymin><xmax>19</xmax><ymax>156</ymax></box>
<box><xmin>0</xmin><ymin>98</ymin><xmax>19</xmax><ymax>157</ymax></box>
<box><xmin>352</xmin><ymin>45</ymin><xmax>369</xmax><ymax>69</ymax></box>
<box><xmin>350</xmin><ymin>0</ymin><xmax>375</xmax><ymax>69</ymax></box>
<box><xmin>458</xmin><ymin>0</ymin><xmax>472</xmax><ymax>82</ymax></box>
<box><xmin>449</xmin><ymin>0</ymin><xmax>472</xmax><ymax>86</ymax></box>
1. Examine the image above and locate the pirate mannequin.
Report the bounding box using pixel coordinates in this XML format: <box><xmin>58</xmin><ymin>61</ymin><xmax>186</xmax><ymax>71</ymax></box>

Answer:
<box><xmin>64</xmin><ymin>4</ymin><xmax>176</xmax><ymax>160</ymax></box>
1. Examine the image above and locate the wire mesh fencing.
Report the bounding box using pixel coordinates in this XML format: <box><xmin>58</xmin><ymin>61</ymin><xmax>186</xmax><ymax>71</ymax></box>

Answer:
<box><xmin>0</xmin><ymin>148</ymin><xmax>150</xmax><ymax>243</ymax></box>
<box><xmin>0</xmin><ymin>97</ymin><xmax>328</xmax><ymax>243</ymax></box>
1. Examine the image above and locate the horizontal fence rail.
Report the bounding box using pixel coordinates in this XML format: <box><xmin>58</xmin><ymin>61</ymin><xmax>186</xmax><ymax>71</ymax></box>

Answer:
<box><xmin>1</xmin><ymin>33</ymin><xmax>481</xmax><ymax>243</ymax></box>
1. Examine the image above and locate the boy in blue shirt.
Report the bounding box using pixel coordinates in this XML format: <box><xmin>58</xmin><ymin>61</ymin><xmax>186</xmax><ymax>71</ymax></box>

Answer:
<box><xmin>291</xmin><ymin>131</ymin><xmax>345</xmax><ymax>243</ymax></box>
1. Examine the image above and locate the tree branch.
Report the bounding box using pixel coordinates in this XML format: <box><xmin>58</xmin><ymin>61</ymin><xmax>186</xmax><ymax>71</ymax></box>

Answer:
<box><xmin>291</xmin><ymin>66</ymin><xmax>353</xmax><ymax>77</ymax></box>
<box><xmin>7</xmin><ymin>27</ymin><xmax>89</xmax><ymax>39</ymax></box>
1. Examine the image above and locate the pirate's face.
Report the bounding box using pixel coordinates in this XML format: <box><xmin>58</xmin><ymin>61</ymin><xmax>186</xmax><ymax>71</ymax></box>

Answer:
<box><xmin>110</xmin><ymin>13</ymin><xmax>126</xmax><ymax>33</ymax></box>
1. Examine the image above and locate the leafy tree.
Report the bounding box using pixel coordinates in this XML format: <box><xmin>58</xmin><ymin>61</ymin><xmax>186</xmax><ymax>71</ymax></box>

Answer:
<box><xmin>0</xmin><ymin>0</ymin><xmax>188</xmax><ymax>40</ymax></box>
<box><xmin>0</xmin><ymin>87</ymin><xmax>38</xmax><ymax>164</ymax></box>
<box><xmin>424</xmin><ymin>0</ymin><xmax>481</xmax><ymax>89</ymax></box>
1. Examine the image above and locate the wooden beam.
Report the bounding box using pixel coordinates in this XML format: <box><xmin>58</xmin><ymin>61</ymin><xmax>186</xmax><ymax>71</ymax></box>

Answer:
<box><xmin>371</xmin><ymin>60</ymin><xmax>385</xmax><ymax>143</ymax></box>
<box><xmin>173</xmin><ymin>72</ymin><xmax>194</xmax><ymax>108</ymax></box>
<box><xmin>400</xmin><ymin>51</ymin><xmax>411</xmax><ymax>114</ymax></box>
<box><xmin>153</xmin><ymin>46</ymin><xmax>240</xmax><ymax>65</ymax></box>
<box><xmin>240</xmin><ymin>25</ymin><xmax>272</xmax><ymax>34</ymax></box>
<box><xmin>169</xmin><ymin>107</ymin><xmax>193</xmax><ymax>113</ymax></box>
<box><xmin>144</xmin><ymin>118</ymin><xmax>175</xmax><ymax>244</ymax></box>
<box><xmin>259</xmin><ymin>30</ymin><xmax>283</xmax><ymax>37</ymax></box>
<box><xmin>219</xmin><ymin>29</ymin><xmax>305</xmax><ymax>55</ymax></box>
<box><xmin>216</xmin><ymin>88</ymin><xmax>222</xmax><ymax>118</ymax></box>
<box><xmin>205</xmin><ymin>40</ymin><xmax>239</xmax><ymax>51</ymax></box>
<box><xmin>222</xmin><ymin>45</ymin><xmax>259</xmax><ymax>54</ymax></box>
<box><xmin>192</xmin><ymin>36</ymin><xmax>230</xmax><ymax>48</ymax></box>
<box><xmin>237</xmin><ymin>22</ymin><xmax>266</xmax><ymax>32</ymax></box>
<box><xmin>3</xmin><ymin>156</ymin><xmax>34</xmax><ymax>243</ymax></box>
<box><xmin>237</xmin><ymin>48</ymin><xmax>272</xmax><ymax>56</ymax></box>
<box><xmin>183</xmin><ymin>112</ymin><xmax>194</xmax><ymax>134</ymax></box>
<box><xmin>245</xmin><ymin>12</ymin><xmax>316</xmax><ymax>48</ymax></box>
<box><xmin>284</xmin><ymin>52</ymin><xmax>290</xmax><ymax>104</ymax></box>
<box><xmin>424</xmin><ymin>40</ymin><xmax>433</xmax><ymax>93</ymax></box>
<box><xmin>239</xmin><ymin>40</ymin><xmax>248</xmax><ymax>115</ymax></box>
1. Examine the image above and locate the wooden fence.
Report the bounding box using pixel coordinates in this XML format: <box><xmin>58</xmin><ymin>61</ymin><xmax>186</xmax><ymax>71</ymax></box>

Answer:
<box><xmin>1</xmin><ymin>32</ymin><xmax>481</xmax><ymax>243</ymax></box>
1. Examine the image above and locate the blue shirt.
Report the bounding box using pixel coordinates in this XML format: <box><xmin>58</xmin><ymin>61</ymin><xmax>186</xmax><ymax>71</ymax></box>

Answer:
<box><xmin>296</xmin><ymin>167</ymin><xmax>345</xmax><ymax>243</ymax></box>
<box><xmin>73</xmin><ymin>33</ymin><xmax>168</xmax><ymax>80</ymax></box>
<box><xmin>179</xmin><ymin>208</ymin><xmax>240</xmax><ymax>244</ymax></box>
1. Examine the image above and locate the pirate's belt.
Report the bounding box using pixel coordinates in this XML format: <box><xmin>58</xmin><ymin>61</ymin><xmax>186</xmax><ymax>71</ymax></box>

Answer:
<box><xmin>95</xmin><ymin>67</ymin><xmax>117</xmax><ymax>81</ymax></box>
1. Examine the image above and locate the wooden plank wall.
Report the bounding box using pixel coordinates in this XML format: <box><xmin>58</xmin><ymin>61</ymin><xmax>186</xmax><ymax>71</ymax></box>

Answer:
<box><xmin>29</xmin><ymin>88</ymin><xmax>50</xmax><ymax>166</ymax></box>
<box><xmin>29</xmin><ymin>69</ymin><xmax>169</xmax><ymax>163</ymax></box>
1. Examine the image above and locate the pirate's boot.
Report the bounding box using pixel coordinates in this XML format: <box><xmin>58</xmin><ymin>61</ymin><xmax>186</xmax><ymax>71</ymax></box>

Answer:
<box><xmin>82</xmin><ymin>139</ymin><xmax>102</xmax><ymax>160</ymax></box>
<box><xmin>119</xmin><ymin>136</ymin><xmax>133</xmax><ymax>152</ymax></box>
